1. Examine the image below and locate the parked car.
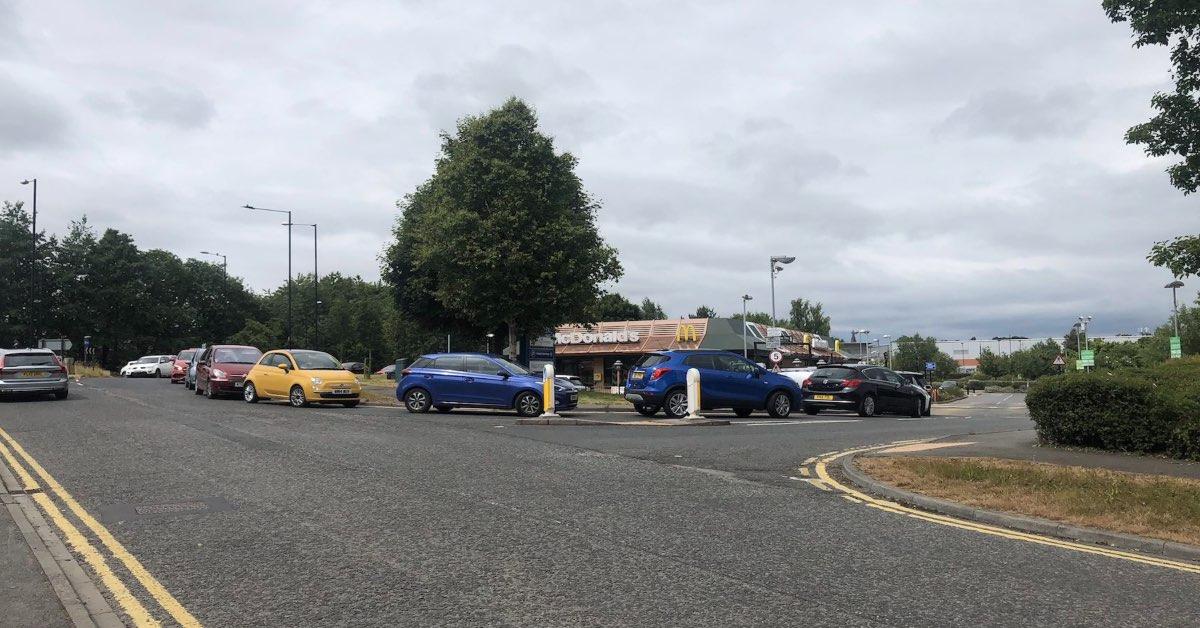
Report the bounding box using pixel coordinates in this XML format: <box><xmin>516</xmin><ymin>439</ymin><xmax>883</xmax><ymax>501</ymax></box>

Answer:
<box><xmin>194</xmin><ymin>345</ymin><xmax>263</xmax><ymax>399</ymax></box>
<box><xmin>555</xmin><ymin>374</ymin><xmax>588</xmax><ymax>391</ymax></box>
<box><xmin>375</xmin><ymin>364</ymin><xmax>397</xmax><ymax>380</ymax></box>
<box><xmin>119</xmin><ymin>355</ymin><xmax>174</xmax><ymax>378</ymax></box>
<box><xmin>341</xmin><ymin>361</ymin><xmax>366</xmax><ymax>375</ymax></box>
<box><xmin>396</xmin><ymin>353</ymin><xmax>578</xmax><ymax>417</ymax></box>
<box><xmin>895</xmin><ymin>371</ymin><xmax>933</xmax><ymax>416</ymax></box>
<box><xmin>623</xmin><ymin>350</ymin><xmax>801</xmax><ymax>418</ymax></box>
<box><xmin>244</xmin><ymin>350</ymin><xmax>361</xmax><ymax>408</ymax></box>
<box><xmin>184</xmin><ymin>347</ymin><xmax>204</xmax><ymax>390</ymax></box>
<box><xmin>778</xmin><ymin>367</ymin><xmax>817</xmax><ymax>387</ymax></box>
<box><xmin>0</xmin><ymin>348</ymin><xmax>69</xmax><ymax>399</ymax></box>
<box><xmin>801</xmin><ymin>364</ymin><xmax>926</xmax><ymax>417</ymax></box>
<box><xmin>171</xmin><ymin>348</ymin><xmax>199</xmax><ymax>384</ymax></box>
<box><xmin>938</xmin><ymin>380</ymin><xmax>961</xmax><ymax>391</ymax></box>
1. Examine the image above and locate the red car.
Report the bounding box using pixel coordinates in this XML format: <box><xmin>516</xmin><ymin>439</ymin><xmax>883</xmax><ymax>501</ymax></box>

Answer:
<box><xmin>171</xmin><ymin>348</ymin><xmax>200</xmax><ymax>384</ymax></box>
<box><xmin>195</xmin><ymin>345</ymin><xmax>263</xmax><ymax>399</ymax></box>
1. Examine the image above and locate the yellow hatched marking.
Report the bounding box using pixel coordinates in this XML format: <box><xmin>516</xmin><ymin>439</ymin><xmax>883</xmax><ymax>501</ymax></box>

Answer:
<box><xmin>0</xmin><ymin>427</ymin><xmax>203</xmax><ymax>626</ymax></box>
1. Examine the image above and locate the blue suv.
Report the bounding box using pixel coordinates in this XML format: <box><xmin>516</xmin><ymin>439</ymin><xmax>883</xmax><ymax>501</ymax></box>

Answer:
<box><xmin>396</xmin><ymin>353</ymin><xmax>578</xmax><ymax>417</ymax></box>
<box><xmin>623</xmin><ymin>350</ymin><xmax>801</xmax><ymax>418</ymax></box>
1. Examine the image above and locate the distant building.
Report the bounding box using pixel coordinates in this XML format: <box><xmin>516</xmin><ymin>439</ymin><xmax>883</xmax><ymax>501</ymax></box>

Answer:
<box><xmin>956</xmin><ymin>358</ymin><xmax>979</xmax><ymax>374</ymax></box>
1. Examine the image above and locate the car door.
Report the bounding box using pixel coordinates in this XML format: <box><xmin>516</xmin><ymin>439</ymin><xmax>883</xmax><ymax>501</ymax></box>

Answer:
<box><xmin>427</xmin><ymin>355</ymin><xmax>468</xmax><ymax>403</ymax></box>
<box><xmin>462</xmin><ymin>356</ymin><xmax>509</xmax><ymax>406</ymax></box>
<box><xmin>196</xmin><ymin>348</ymin><xmax>212</xmax><ymax>389</ymax></box>
<box><xmin>718</xmin><ymin>354</ymin><xmax>767</xmax><ymax>408</ymax></box>
<box><xmin>683</xmin><ymin>354</ymin><xmax>724</xmax><ymax>406</ymax></box>
<box><xmin>869</xmin><ymin>368</ymin><xmax>904</xmax><ymax>412</ymax></box>
<box><xmin>255</xmin><ymin>353</ymin><xmax>283</xmax><ymax>397</ymax></box>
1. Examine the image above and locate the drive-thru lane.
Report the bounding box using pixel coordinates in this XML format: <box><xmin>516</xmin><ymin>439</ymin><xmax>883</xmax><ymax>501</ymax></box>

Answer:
<box><xmin>0</xmin><ymin>378</ymin><xmax>1194</xmax><ymax>627</ymax></box>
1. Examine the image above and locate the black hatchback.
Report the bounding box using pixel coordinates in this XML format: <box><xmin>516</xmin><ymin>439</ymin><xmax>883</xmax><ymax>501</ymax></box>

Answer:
<box><xmin>801</xmin><ymin>364</ymin><xmax>925</xmax><ymax>417</ymax></box>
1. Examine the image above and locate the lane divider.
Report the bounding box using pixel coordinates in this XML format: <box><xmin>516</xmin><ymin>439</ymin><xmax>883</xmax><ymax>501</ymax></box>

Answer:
<box><xmin>800</xmin><ymin>441</ymin><xmax>1200</xmax><ymax>575</ymax></box>
<box><xmin>0</xmin><ymin>427</ymin><xmax>203</xmax><ymax>626</ymax></box>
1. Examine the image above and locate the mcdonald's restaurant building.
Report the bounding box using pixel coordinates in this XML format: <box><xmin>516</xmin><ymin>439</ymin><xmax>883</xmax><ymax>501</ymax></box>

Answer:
<box><xmin>553</xmin><ymin>317</ymin><xmax>845</xmax><ymax>389</ymax></box>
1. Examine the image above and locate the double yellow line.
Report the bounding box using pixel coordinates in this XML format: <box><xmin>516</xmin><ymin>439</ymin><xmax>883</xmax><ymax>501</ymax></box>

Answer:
<box><xmin>811</xmin><ymin>443</ymin><xmax>1200</xmax><ymax>575</ymax></box>
<box><xmin>0</xmin><ymin>426</ymin><xmax>202</xmax><ymax>627</ymax></box>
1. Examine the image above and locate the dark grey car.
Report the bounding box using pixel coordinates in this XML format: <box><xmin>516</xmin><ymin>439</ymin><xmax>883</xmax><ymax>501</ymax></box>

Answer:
<box><xmin>0</xmin><ymin>349</ymin><xmax>69</xmax><ymax>399</ymax></box>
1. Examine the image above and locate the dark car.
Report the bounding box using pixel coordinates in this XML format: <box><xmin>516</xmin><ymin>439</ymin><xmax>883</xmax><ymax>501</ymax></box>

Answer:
<box><xmin>194</xmin><ymin>344</ymin><xmax>263</xmax><ymax>399</ymax></box>
<box><xmin>171</xmin><ymin>348</ymin><xmax>199</xmax><ymax>384</ymax></box>
<box><xmin>623</xmin><ymin>350</ymin><xmax>801</xmax><ymax>418</ymax></box>
<box><xmin>396</xmin><ymin>353</ymin><xmax>578</xmax><ymax>417</ymax></box>
<box><xmin>801</xmin><ymin>364</ymin><xmax>926</xmax><ymax>417</ymax></box>
<box><xmin>341</xmin><ymin>361</ymin><xmax>366</xmax><ymax>374</ymax></box>
<box><xmin>0</xmin><ymin>349</ymin><xmax>69</xmax><ymax>400</ymax></box>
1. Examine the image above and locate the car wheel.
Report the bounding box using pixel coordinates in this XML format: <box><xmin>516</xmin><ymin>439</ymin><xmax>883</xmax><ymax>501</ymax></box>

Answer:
<box><xmin>804</xmin><ymin>406</ymin><xmax>820</xmax><ymax>416</ymax></box>
<box><xmin>923</xmin><ymin>403</ymin><xmax>932</xmax><ymax>417</ymax></box>
<box><xmin>54</xmin><ymin>389</ymin><xmax>68</xmax><ymax>400</ymax></box>
<box><xmin>634</xmin><ymin>403</ymin><xmax>660</xmax><ymax>417</ymax></box>
<box><xmin>155</xmin><ymin>370</ymin><xmax>161</xmax><ymax>378</ymax></box>
<box><xmin>435</xmin><ymin>405</ymin><xmax>452</xmax><ymax>413</ymax></box>
<box><xmin>733</xmin><ymin>407</ymin><xmax>753</xmax><ymax>418</ymax></box>
<box><xmin>909</xmin><ymin>397</ymin><xmax>922</xmax><ymax>418</ymax></box>
<box><xmin>288</xmin><ymin>385</ymin><xmax>308</xmax><ymax>408</ymax></box>
<box><xmin>243</xmin><ymin>382</ymin><xmax>259</xmax><ymax>403</ymax></box>
<box><xmin>767</xmin><ymin>391</ymin><xmax>792</xmax><ymax>418</ymax></box>
<box><xmin>404</xmin><ymin>388</ymin><xmax>431</xmax><ymax>413</ymax></box>
<box><xmin>514</xmin><ymin>391</ymin><xmax>541</xmax><ymax>417</ymax></box>
<box><xmin>858</xmin><ymin>394</ymin><xmax>877</xmax><ymax>417</ymax></box>
<box><xmin>662</xmin><ymin>389</ymin><xmax>688</xmax><ymax>418</ymax></box>
<box><xmin>341</xmin><ymin>401</ymin><xmax>359</xmax><ymax>408</ymax></box>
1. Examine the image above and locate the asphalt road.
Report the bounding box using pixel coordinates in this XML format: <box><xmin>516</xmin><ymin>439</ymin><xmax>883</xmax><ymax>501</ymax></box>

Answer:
<box><xmin>0</xmin><ymin>380</ymin><xmax>1196</xmax><ymax>627</ymax></box>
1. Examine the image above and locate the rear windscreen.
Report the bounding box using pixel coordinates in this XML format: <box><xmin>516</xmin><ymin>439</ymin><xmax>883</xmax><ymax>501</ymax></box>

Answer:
<box><xmin>812</xmin><ymin>367</ymin><xmax>858</xmax><ymax>379</ymax></box>
<box><xmin>635</xmin><ymin>354</ymin><xmax>668</xmax><ymax>368</ymax></box>
<box><xmin>4</xmin><ymin>353</ymin><xmax>57</xmax><ymax>367</ymax></box>
<box><xmin>178</xmin><ymin>350</ymin><xmax>195</xmax><ymax>361</ymax></box>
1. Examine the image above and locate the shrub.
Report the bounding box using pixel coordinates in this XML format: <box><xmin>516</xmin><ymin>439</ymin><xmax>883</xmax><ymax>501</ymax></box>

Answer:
<box><xmin>1026</xmin><ymin>360</ymin><xmax>1200</xmax><ymax>459</ymax></box>
<box><xmin>936</xmin><ymin>387</ymin><xmax>966</xmax><ymax>403</ymax></box>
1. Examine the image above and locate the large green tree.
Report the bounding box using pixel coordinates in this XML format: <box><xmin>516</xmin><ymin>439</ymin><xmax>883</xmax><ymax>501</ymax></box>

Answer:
<box><xmin>383</xmin><ymin>98</ymin><xmax>622</xmax><ymax>358</ymax></box>
<box><xmin>890</xmin><ymin>334</ymin><xmax>956</xmax><ymax>376</ymax></box>
<box><xmin>787</xmin><ymin>298</ymin><xmax>831</xmax><ymax>335</ymax></box>
<box><xmin>591</xmin><ymin>293</ymin><xmax>642</xmax><ymax>321</ymax></box>
<box><xmin>638</xmin><ymin>297</ymin><xmax>667</xmax><ymax>320</ymax></box>
<box><xmin>693</xmin><ymin>305</ymin><xmax>717</xmax><ymax>319</ymax></box>
<box><xmin>1105</xmin><ymin>1</ymin><xmax>1200</xmax><ymax>276</ymax></box>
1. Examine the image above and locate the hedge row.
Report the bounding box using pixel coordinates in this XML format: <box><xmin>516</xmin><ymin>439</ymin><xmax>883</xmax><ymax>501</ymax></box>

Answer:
<box><xmin>1025</xmin><ymin>358</ymin><xmax>1200</xmax><ymax>459</ymax></box>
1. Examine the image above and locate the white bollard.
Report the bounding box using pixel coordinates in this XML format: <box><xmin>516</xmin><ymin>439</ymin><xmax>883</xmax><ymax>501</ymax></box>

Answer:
<box><xmin>540</xmin><ymin>363</ymin><xmax>559</xmax><ymax>418</ymax></box>
<box><xmin>685</xmin><ymin>368</ymin><xmax>703</xmax><ymax>419</ymax></box>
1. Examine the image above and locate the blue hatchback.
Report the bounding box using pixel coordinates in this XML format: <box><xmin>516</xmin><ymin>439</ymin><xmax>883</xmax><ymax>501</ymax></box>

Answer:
<box><xmin>623</xmin><ymin>350</ymin><xmax>801</xmax><ymax>418</ymax></box>
<box><xmin>396</xmin><ymin>353</ymin><xmax>578</xmax><ymax>416</ymax></box>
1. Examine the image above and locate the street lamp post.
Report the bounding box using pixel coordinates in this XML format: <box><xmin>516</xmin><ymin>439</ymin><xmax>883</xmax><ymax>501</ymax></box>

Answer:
<box><xmin>20</xmin><ymin>178</ymin><xmax>37</xmax><ymax>346</ymax></box>
<box><xmin>295</xmin><ymin>223</ymin><xmax>319</xmax><ymax>349</ymax></box>
<box><xmin>486</xmin><ymin>332</ymin><xmax>495</xmax><ymax>354</ymax></box>
<box><xmin>741</xmin><ymin>294</ymin><xmax>753</xmax><ymax>358</ymax></box>
<box><xmin>1166</xmin><ymin>280</ymin><xmax>1185</xmax><ymax>337</ymax></box>
<box><xmin>769</xmin><ymin>255</ymin><xmax>796</xmax><ymax>324</ymax></box>
<box><xmin>1078</xmin><ymin>315</ymin><xmax>1093</xmax><ymax>351</ymax></box>
<box><xmin>245</xmin><ymin>205</ymin><xmax>294</xmax><ymax>346</ymax></box>
<box><xmin>199</xmin><ymin>251</ymin><xmax>227</xmax><ymax>276</ymax></box>
<box><xmin>882</xmin><ymin>334</ymin><xmax>891</xmax><ymax>368</ymax></box>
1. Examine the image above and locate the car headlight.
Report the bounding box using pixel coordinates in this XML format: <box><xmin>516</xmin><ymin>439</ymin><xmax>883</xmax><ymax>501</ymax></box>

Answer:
<box><xmin>310</xmin><ymin>377</ymin><xmax>323</xmax><ymax>387</ymax></box>
<box><xmin>211</xmin><ymin>369</ymin><xmax>227</xmax><ymax>379</ymax></box>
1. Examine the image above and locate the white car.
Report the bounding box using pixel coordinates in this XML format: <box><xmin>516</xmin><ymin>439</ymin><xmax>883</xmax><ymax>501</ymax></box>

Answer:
<box><xmin>778</xmin><ymin>367</ymin><xmax>816</xmax><ymax>387</ymax></box>
<box><xmin>896</xmin><ymin>371</ymin><xmax>933</xmax><ymax>416</ymax></box>
<box><xmin>555</xmin><ymin>374</ymin><xmax>589</xmax><ymax>391</ymax></box>
<box><xmin>120</xmin><ymin>355</ymin><xmax>175</xmax><ymax>378</ymax></box>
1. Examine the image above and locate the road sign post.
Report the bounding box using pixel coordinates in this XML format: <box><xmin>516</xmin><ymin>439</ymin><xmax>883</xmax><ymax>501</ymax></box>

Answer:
<box><xmin>1080</xmin><ymin>349</ymin><xmax>1095</xmax><ymax>369</ymax></box>
<box><xmin>1170</xmin><ymin>336</ymin><xmax>1182</xmax><ymax>359</ymax></box>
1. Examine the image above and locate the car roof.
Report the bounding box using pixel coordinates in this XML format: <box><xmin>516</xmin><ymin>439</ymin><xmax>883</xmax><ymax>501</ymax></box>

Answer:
<box><xmin>419</xmin><ymin>352</ymin><xmax>495</xmax><ymax>358</ymax></box>
<box><xmin>0</xmin><ymin>348</ymin><xmax>53</xmax><ymax>354</ymax></box>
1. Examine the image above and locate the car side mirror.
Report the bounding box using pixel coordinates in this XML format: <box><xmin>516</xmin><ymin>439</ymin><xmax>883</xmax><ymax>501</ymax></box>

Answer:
<box><xmin>278</xmin><ymin>364</ymin><xmax>289</xmax><ymax>372</ymax></box>
<box><xmin>497</xmin><ymin>370</ymin><xmax>509</xmax><ymax>378</ymax></box>
<box><xmin>753</xmin><ymin>369</ymin><xmax>763</xmax><ymax>378</ymax></box>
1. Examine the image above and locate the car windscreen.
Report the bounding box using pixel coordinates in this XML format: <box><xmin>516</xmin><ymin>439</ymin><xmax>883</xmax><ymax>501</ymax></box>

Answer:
<box><xmin>137</xmin><ymin>356</ymin><xmax>158</xmax><ymax>363</ymax></box>
<box><xmin>812</xmin><ymin>367</ymin><xmax>859</xmax><ymax>379</ymax></box>
<box><xmin>178</xmin><ymin>350</ymin><xmax>195</xmax><ymax>361</ymax></box>
<box><xmin>291</xmin><ymin>351</ymin><xmax>341</xmax><ymax>370</ymax></box>
<box><xmin>493</xmin><ymin>357</ymin><xmax>530</xmax><ymax>375</ymax></box>
<box><xmin>212</xmin><ymin>348</ymin><xmax>263</xmax><ymax>364</ymax></box>
<box><xmin>3</xmin><ymin>353</ymin><xmax>57</xmax><ymax>367</ymax></box>
<box><xmin>635</xmin><ymin>354</ymin><xmax>668</xmax><ymax>368</ymax></box>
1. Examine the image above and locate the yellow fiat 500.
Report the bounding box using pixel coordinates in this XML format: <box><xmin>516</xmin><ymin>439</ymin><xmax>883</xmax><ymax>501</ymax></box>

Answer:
<box><xmin>242</xmin><ymin>349</ymin><xmax>361</xmax><ymax>408</ymax></box>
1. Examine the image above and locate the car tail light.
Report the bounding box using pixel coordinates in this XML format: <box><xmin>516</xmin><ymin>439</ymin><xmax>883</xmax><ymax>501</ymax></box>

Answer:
<box><xmin>52</xmin><ymin>355</ymin><xmax>67</xmax><ymax>375</ymax></box>
<box><xmin>650</xmin><ymin>367</ymin><xmax>670</xmax><ymax>381</ymax></box>
<box><xmin>843</xmin><ymin>379</ymin><xmax>863</xmax><ymax>389</ymax></box>
<box><xmin>400</xmin><ymin>368</ymin><xmax>412</xmax><ymax>377</ymax></box>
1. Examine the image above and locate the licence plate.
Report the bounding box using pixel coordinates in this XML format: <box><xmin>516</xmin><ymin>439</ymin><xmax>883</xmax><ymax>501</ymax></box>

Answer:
<box><xmin>813</xmin><ymin>394</ymin><xmax>834</xmax><ymax>401</ymax></box>
<box><xmin>570</xmin><ymin>394</ymin><xmax>578</xmax><ymax>402</ymax></box>
<box><xmin>18</xmin><ymin>371</ymin><xmax>44</xmax><ymax>378</ymax></box>
<box><xmin>631</xmin><ymin>371</ymin><xmax>644</xmax><ymax>380</ymax></box>
<box><xmin>331</xmin><ymin>389</ymin><xmax>352</xmax><ymax>395</ymax></box>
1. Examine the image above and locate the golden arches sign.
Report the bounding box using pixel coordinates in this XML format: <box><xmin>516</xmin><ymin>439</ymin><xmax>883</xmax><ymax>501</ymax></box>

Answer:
<box><xmin>675</xmin><ymin>324</ymin><xmax>699</xmax><ymax>343</ymax></box>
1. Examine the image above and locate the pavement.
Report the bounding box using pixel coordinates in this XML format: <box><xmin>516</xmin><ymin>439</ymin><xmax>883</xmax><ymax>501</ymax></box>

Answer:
<box><xmin>0</xmin><ymin>497</ymin><xmax>72</xmax><ymax>628</ymax></box>
<box><xmin>0</xmin><ymin>381</ymin><xmax>1198</xmax><ymax>626</ymax></box>
<box><xmin>872</xmin><ymin>429</ymin><xmax>1200</xmax><ymax>480</ymax></box>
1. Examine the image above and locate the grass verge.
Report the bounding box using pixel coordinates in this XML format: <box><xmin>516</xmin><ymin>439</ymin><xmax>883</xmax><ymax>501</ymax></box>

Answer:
<box><xmin>358</xmin><ymin>379</ymin><xmax>399</xmax><ymax>406</ymax></box>
<box><xmin>577</xmin><ymin>390</ymin><xmax>625</xmax><ymax>408</ymax></box>
<box><xmin>857</xmin><ymin>456</ymin><xmax>1200</xmax><ymax>547</ymax></box>
<box><xmin>72</xmin><ymin>364</ymin><xmax>111</xmax><ymax>378</ymax></box>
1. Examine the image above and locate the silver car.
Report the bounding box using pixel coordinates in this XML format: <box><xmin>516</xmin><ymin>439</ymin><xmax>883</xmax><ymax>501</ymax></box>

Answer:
<box><xmin>0</xmin><ymin>348</ymin><xmax>69</xmax><ymax>399</ymax></box>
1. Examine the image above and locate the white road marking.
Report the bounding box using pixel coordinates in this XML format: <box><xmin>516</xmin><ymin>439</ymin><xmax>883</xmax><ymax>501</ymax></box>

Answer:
<box><xmin>732</xmin><ymin>419</ymin><xmax>861</xmax><ymax>426</ymax></box>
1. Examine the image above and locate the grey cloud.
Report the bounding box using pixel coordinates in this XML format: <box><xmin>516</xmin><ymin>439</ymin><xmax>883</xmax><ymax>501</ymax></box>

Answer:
<box><xmin>935</xmin><ymin>86</ymin><xmax>1093</xmax><ymax>141</ymax></box>
<box><xmin>706</xmin><ymin>117</ymin><xmax>860</xmax><ymax>190</ymax></box>
<box><xmin>0</xmin><ymin>74</ymin><xmax>69</xmax><ymax>153</ymax></box>
<box><xmin>87</xmin><ymin>85</ymin><xmax>216</xmax><ymax>129</ymax></box>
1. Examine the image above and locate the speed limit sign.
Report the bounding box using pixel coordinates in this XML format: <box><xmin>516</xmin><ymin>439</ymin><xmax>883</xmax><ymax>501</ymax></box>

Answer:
<box><xmin>769</xmin><ymin>350</ymin><xmax>783</xmax><ymax>364</ymax></box>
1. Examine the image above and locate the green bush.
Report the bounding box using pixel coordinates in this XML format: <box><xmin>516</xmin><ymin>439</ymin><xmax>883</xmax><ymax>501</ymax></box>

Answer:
<box><xmin>1026</xmin><ymin>358</ymin><xmax>1200</xmax><ymax>459</ymax></box>
<box><xmin>936</xmin><ymin>387</ymin><xmax>966</xmax><ymax>403</ymax></box>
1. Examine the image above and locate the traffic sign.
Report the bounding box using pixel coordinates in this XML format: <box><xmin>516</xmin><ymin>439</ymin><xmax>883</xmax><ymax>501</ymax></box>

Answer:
<box><xmin>1080</xmin><ymin>349</ymin><xmax>1095</xmax><ymax>367</ymax></box>
<box><xmin>1076</xmin><ymin>359</ymin><xmax>1085</xmax><ymax>371</ymax></box>
<box><xmin>1170</xmin><ymin>336</ymin><xmax>1182</xmax><ymax>358</ymax></box>
<box><xmin>769</xmin><ymin>350</ymin><xmax>783</xmax><ymax>365</ymax></box>
<box><xmin>1052</xmin><ymin>354</ymin><xmax>1065</xmax><ymax>366</ymax></box>
<box><xmin>924</xmin><ymin>361</ymin><xmax>936</xmax><ymax>372</ymax></box>
<box><xmin>39</xmin><ymin>338</ymin><xmax>72</xmax><ymax>351</ymax></box>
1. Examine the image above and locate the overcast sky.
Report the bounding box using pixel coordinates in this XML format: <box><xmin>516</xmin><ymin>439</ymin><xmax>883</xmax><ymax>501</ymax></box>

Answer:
<box><xmin>1</xmin><ymin>1</ymin><xmax>1192</xmax><ymax>340</ymax></box>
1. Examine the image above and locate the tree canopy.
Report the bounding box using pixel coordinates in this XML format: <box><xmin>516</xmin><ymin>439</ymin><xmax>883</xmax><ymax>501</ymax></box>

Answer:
<box><xmin>787</xmin><ymin>298</ymin><xmax>831</xmax><ymax>335</ymax></box>
<box><xmin>383</xmin><ymin>98</ymin><xmax>621</xmax><ymax>357</ymax></box>
<box><xmin>890</xmin><ymin>334</ymin><xmax>957</xmax><ymax>377</ymax></box>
